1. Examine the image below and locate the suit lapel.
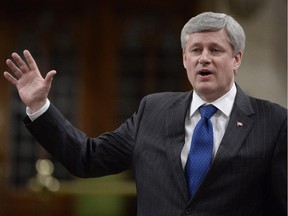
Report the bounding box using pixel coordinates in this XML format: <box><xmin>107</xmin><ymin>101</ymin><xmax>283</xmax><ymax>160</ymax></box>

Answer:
<box><xmin>191</xmin><ymin>85</ymin><xmax>255</xmax><ymax>201</ymax></box>
<box><xmin>165</xmin><ymin>92</ymin><xmax>192</xmax><ymax>201</ymax></box>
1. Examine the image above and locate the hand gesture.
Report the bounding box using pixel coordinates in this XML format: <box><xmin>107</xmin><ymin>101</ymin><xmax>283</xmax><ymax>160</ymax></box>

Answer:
<box><xmin>3</xmin><ymin>50</ymin><xmax>56</xmax><ymax>112</ymax></box>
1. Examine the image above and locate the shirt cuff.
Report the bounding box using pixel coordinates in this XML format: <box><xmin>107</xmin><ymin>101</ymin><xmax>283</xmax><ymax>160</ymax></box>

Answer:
<box><xmin>26</xmin><ymin>99</ymin><xmax>50</xmax><ymax>121</ymax></box>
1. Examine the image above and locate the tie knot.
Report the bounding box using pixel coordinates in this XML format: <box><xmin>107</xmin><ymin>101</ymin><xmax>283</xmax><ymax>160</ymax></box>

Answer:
<box><xmin>199</xmin><ymin>105</ymin><xmax>217</xmax><ymax>119</ymax></box>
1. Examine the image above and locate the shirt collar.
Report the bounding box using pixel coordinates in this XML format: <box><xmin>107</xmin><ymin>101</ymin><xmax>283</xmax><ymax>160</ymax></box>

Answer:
<box><xmin>189</xmin><ymin>83</ymin><xmax>237</xmax><ymax>118</ymax></box>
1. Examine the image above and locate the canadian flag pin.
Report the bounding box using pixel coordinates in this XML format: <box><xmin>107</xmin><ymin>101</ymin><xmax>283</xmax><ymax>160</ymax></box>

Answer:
<box><xmin>237</xmin><ymin>121</ymin><xmax>243</xmax><ymax>127</ymax></box>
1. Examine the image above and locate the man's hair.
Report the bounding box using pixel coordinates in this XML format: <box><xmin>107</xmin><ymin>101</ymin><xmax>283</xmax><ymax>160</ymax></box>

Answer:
<box><xmin>180</xmin><ymin>12</ymin><xmax>246</xmax><ymax>55</ymax></box>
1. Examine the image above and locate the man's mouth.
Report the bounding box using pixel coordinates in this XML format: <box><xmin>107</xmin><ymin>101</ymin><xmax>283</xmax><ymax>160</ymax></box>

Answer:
<box><xmin>198</xmin><ymin>69</ymin><xmax>213</xmax><ymax>76</ymax></box>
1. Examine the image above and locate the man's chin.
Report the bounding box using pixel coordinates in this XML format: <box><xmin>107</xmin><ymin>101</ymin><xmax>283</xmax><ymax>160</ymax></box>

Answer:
<box><xmin>194</xmin><ymin>86</ymin><xmax>219</xmax><ymax>102</ymax></box>
<box><xmin>194</xmin><ymin>84</ymin><xmax>215</xmax><ymax>94</ymax></box>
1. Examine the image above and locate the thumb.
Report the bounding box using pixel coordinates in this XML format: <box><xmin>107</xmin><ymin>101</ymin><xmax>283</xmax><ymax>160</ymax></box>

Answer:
<box><xmin>44</xmin><ymin>70</ymin><xmax>57</xmax><ymax>84</ymax></box>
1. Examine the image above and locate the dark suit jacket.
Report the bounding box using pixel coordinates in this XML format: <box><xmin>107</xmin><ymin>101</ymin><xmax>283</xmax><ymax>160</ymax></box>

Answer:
<box><xmin>24</xmin><ymin>84</ymin><xmax>287</xmax><ymax>216</ymax></box>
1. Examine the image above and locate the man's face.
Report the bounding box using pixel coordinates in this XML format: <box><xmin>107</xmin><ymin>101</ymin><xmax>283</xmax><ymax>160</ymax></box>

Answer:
<box><xmin>183</xmin><ymin>29</ymin><xmax>242</xmax><ymax>102</ymax></box>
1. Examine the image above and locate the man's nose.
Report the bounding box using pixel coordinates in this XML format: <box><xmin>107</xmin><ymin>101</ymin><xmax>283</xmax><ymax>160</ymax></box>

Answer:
<box><xmin>198</xmin><ymin>50</ymin><xmax>212</xmax><ymax>64</ymax></box>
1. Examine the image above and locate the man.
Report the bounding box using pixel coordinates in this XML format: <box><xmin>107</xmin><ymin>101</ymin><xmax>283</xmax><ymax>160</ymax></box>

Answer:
<box><xmin>3</xmin><ymin>12</ymin><xmax>287</xmax><ymax>216</ymax></box>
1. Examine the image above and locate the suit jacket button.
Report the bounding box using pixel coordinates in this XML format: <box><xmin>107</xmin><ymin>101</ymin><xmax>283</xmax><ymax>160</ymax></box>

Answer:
<box><xmin>185</xmin><ymin>208</ymin><xmax>192</xmax><ymax>215</ymax></box>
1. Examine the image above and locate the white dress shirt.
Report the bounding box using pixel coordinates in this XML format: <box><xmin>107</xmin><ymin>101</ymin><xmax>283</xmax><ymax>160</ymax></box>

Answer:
<box><xmin>181</xmin><ymin>83</ymin><xmax>237</xmax><ymax>169</ymax></box>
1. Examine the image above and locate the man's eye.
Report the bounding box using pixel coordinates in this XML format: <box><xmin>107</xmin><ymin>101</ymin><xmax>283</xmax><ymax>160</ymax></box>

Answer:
<box><xmin>191</xmin><ymin>48</ymin><xmax>202</xmax><ymax>53</ymax></box>
<box><xmin>211</xmin><ymin>48</ymin><xmax>222</xmax><ymax>54</ymax></box>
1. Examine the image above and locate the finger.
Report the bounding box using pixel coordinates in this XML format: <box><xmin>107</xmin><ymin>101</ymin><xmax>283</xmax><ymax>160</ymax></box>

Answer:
<box><xmin>6</xmin><ymin>59</ymin><xmax>23</xmax><ymax>79</ymax></box>
<box><xmin>11</xmin><ymin>52</ymin><xmax>30</xmax><ymax>74</ymax></box>
<box><xmin>23</xmin><ymin>50</ymin><xmax>39</xmax><ymax>72</ymax></box>
<box><xmin>44</xmin><ymin>70</ymin><xmax>57</xmax><ymax>84</ymax></box>
<box><xmin>3</xmin><ymin>71</ymin><xmax>18</xmax><ymax>86</ymax></box>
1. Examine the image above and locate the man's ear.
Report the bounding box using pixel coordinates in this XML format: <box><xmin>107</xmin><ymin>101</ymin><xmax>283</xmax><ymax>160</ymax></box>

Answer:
<box><xmin>183</xmin><ymin>51</ymin><xmax>187</xmax><ymax>69</ymax></box>
<box><xmin>233</xmin><ymin>51</ymin><xmax>243</xmax><ymax>71</ymax></box>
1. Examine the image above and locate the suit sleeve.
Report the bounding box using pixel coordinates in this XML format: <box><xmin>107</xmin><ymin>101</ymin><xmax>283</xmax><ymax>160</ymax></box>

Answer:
<box><xmin>23</xmin><ymin>99</ymin><xmax>146</xmax><ymax>178</ymax></box>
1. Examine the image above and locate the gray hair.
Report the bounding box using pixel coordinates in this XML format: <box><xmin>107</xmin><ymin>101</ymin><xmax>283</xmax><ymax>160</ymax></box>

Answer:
<box><xmin>180</xmin><ymin>12</ymin><xmax>246</xmax><ymax>55</ymax></box>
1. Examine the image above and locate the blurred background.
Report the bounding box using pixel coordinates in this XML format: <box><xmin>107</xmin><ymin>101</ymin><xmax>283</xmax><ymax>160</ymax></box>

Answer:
<box><xmin>0</xmin><ymin>0</ymin><xmax>286</xmax><ymax>215</ymax></box>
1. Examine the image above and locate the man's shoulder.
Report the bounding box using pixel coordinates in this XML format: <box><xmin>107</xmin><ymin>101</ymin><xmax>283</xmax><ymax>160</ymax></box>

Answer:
<box><xmin>236</xmin><ymin>84</ymin><xmax>287</xmax><ymax>117</ymax></box>
<box><xmin>144</xmin><ymin>91</ymin><xmax>191</xmax><ymax>104</ymax></box>
<box><xmin>135</xmin><ymin>91</ymin><xmax>192</xmax><ymax>113</ymax></box>
<box><xmin>248</xmin><ymin>95</ymin><xmax>287</xmax><ymax>118</ymax></box>
<box><xmin>145</xmin><ymin>91</ymin><xmax>191</xmax><ymax>99</ymax></box>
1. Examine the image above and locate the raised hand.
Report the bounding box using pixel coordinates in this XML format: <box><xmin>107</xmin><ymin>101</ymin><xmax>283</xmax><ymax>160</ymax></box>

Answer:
<box><xmin>3</xmin><ymin>50</ymin><xmax>56</xmax><ymax>113</ymax></box>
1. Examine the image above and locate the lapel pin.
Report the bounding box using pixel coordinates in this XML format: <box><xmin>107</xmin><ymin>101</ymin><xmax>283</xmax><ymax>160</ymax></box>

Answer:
<box><xmin>237</xmin><ymin>121</ymin><xmax>243</xmax><ymax>127</ymax></box>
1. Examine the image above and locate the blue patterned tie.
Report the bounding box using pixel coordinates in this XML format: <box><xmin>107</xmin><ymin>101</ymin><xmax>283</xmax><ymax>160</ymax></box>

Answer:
<box><xmin>185</xmin><ymin>104</ymin><xmax>217</xmax><ymax>198</ymax></box>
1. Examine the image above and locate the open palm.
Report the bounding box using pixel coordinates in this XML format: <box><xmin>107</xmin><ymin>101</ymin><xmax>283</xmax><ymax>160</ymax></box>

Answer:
<box><xmin>3</xmin><ymin>50</ymin><xmax>56</xmax><ymax>112</ymax></box>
